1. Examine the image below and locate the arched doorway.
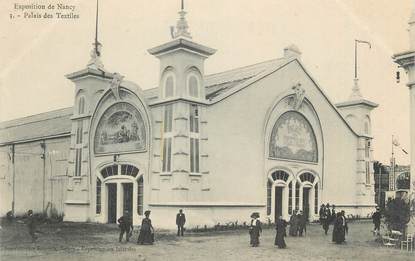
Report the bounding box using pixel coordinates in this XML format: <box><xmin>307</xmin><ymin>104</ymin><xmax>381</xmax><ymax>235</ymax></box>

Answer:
<box><xmin>267</xmin><ymin>170</ymin><xmax>291</xmax><ymax>221</ymax></box>
<box><xmin>297</xmin><ymin>172</ymin><xmax>319</xmax><ymax>220</ymax></box>
<box><xmin>97</xmin><ymin>164</ymin><xmax>144</xmax><ymax>223</ymax></box>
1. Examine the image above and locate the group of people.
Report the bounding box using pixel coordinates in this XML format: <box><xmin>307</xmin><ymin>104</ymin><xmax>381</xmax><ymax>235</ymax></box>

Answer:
<box><xmin>249</xmin><ymin>210</ymin><xmax>306</xmax><ymax>249</ymax></box>
<box><xmin>319</xmin><ymin>203</ymin><xmax>350</xmax><ymax>244</ymax></box>
<box><xmin>318</xmin><ymin>203</ymin><xmax>336</xmax><ymax>235</ymax></box>
<box><xmin>288</xmin><ymin>209</ymin><xmax>307</xmax><ymax>237</ymax></box>
<box><xmin>118</xmin><ymin>209</ymin><xmax>186</xmax><ymax>244</ymax></box>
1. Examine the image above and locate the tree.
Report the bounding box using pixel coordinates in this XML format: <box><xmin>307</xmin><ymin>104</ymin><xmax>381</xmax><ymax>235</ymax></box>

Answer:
<box><xmin>383</xmin><ymin>198</ymin><xmax>410</xmax><ymax>232</ymax></box>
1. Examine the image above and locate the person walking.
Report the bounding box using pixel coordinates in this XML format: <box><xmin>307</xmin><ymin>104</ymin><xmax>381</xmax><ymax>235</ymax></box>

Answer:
<box><xmin>176</xmin><ymin>209</ymin><xmax>186</xmax><ymax>237</ymax></box>
<box><xmin>372</xmin><ymin>207</ymin><xmax>381</xmax><ymax>234</ymax></box>
<box><xmin>330</xmin><ymin>205</ymin><xmax>336</xmax><ymax>224</ymax></box>
<box><xmin>319</xmin><ymin>204</ymin><xmax>326</xmax><ymax>224</ymax></box>
<box><xmin>298</xmin><ymin>210</ymin><xmax>307</xmax><ymax>237</ymax></box>
<box><xmin>340</xmin><ymin>210</ymin><xmax>348</xmax><ymax>242</ymax></box>
<box><xmin>137</xmin><ymin>210</ymin><xmax>154</xmax><ymax>245</ymax></box>
<box><xmin>332</xmin><ymin>212</ymin><xmax>343</xmax><ymax>244</ymax></box>
<box><xmin>320</xmin><ymin>206</ymin><xmax>329</xmax><ymax>235</ymax></box>
<box><xmin>289</xmin><ymin>210</ymin><xmax>298</xmax><ymax>236</ymax></box>
<box><xmin>249</xmin><ymin>212</ymin><xmax>262</xmax><ymax>247</ymax></box>
<box><xmin>118</xmin><ymin>210</ymin><xmax>133</xmax><ymax>242</ymax></box>
<box><xmin>274</xmin><ymin>216</ymin><xmax>287</xmax><ymax>249</ymax></box>
<box><xmin>26</xmin><ymin>210</ymin><xmax>37</xmax><ymax>242</ymax></box>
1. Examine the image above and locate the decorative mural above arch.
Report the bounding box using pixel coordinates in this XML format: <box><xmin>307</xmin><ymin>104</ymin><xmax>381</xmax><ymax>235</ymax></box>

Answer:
<box><xmin>269</xmin><ymin>111</ymin><xmax>318</xmax><ymax>163</ymax></box>
<box><xmin>94</xmin><ymin>102</ymin><xmax>146</xmax><ymax>154</ymax></box>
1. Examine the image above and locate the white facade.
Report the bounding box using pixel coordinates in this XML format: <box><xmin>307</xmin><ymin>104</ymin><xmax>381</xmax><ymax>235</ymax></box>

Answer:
<box><xmin>0</xmin><ymin>7</ymin><xmax>378</xmax><ymax>228</ymax></box>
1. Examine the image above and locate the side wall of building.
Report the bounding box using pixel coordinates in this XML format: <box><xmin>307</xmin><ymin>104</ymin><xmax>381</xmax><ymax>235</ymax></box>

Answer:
<box><xmin>0</xmin><ymin>137</ymin><xmax>70</xmax><ymax>217</ymax></box>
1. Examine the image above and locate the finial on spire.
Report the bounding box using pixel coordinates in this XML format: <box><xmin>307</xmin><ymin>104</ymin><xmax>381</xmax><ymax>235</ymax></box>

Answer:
<box><xmin>171</xmin><ymin>0</ymin><xmax>192</xmax><ymax>39</ymax></box>
<box><xmin>87</xmin><ymin>0</ymin><xmax>104</xmax><ymax>70</ymax></box>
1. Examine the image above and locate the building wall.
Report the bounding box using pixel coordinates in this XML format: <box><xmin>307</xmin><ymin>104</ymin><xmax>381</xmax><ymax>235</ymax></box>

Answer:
<box><xmin>202</xmin><ymin>60</ymin><xmax>363</xmax><ymax>224</ymax></box>
<box><xmin>0</xmin><ymin>137</ymin><xmax>70</xmax><ymax>217</ymax></box>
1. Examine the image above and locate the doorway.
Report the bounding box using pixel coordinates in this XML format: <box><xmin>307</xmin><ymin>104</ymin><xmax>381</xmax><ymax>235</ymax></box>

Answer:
<box><xmin>123</xmin><ymin>183</ymin><xmax>133</xmax><ymax>215</ymax></box>
<box><xmin>107</xmin><ymin>183</ymin><xmax>117</xmax><ymax>223</ymax></box>
<box><xmin>303</xmin><ymin>187</ymin><xmax>310</xmax><ymax>221</ymax></box>
<box><xmin>274</xmin><ymin>187</ymin><xmax>283</xmax><ymax>221</ymax></box>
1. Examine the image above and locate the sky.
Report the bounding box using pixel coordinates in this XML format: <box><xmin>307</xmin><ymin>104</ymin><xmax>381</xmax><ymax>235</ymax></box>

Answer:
<box><xmin>0</xmin><ymin>0</ymin><xmax>412</xmax><ymax>165</ymax></box>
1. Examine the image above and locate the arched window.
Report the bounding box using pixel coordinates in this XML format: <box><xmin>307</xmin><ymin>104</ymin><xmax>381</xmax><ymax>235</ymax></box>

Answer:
<box><xmin>269</xmin><ymin>111</ymin><xmax>318</xmax><ymax>162</ymax></box>
<box><xmin>121</xmin><ymin>164</ymin><xmax>139</xmax><ymax>177</ymax></box>
<box><xmin>78</xmin><ymin>96</ymin><xmax>86</xmax><ymax>114</ymax></box>
<box><xmin>165</xmin><ymin>75</ymin><xmax>174</xmax><ymax>98</ymax></box>
<box><xmin>101</xmin><ymin>165</ymin><xmax>118</xmax><ymax>179</ymax></box>
<box><xmin>137</xmin><ymin>176</ymin><xmax>144</xmax><ymax>215</ymax></box>
<box><xmin>299</xmin><ymin>172</ymin><xmax>315</xmax><ymax>183</ymax></box>
<box><xmin>271</xmin><ymin>170</ymin><xmax>289</xmax><ymax>182</ymax></box>
<box><xmin>188</xmin><ymin>75</ymin><xmax>199</xmax><ymax>98</ymax></box>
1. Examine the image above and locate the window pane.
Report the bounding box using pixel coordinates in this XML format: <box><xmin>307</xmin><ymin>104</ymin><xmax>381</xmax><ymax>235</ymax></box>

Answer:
<box><xmin>267</xmin><ymin>181</ymin><xmax>272</xmax><ymax>215</ymax></box>
<box><xmin>189</xmin><ymin>76</ymin><xmax>198</xmax><ymax>98</ymax></box>
<box><xmin>167</xmin><ymin>138</ymin><xmax>172</xmax><ymax>171</ymax></box>
<box><xmin>190</xmin><ymin>138</ymin><xmax>194</xmax><ymax>172</ymax></box>
<box><xmin>195</xmin><ymin>139</ymin><xmax>199</xmax><ymax>172</ymax></box>
<box><xmin>162</xmin><ymin>140</ymin><xmax>168</xmax><ymax>172</ymax></box>
<box><xmin>295</xmin><ymin>182</ymin><xmax>300</xmax><ymax>210</ymax></box>
<box><xmin>314</xmin><ymin>184</ymin><xmax>318</xmax><ymax>214</ymax></box>
<box><xmin>288</xmin><ymin>182</ymin><xmax>293</xmax><ymax>214</ymax></box>
<box><xmin>131</xmin><ymin>167</ymin><xmax>139</xmax><ymax>177</ymax></box>
<box><xmin>165</xmin><ymin>76</ymin><xmax>174</xmax><ymax>97</ymax></box>
<box><xmin>76</xmin><ymin>121</ymin><xmax>83</xmax><ymax>144</ymax></box>
<box><xmin>78</xmin><ymin>97</ymin><xmax>85</xmax><ymax>114</ymax></box>
<box><xmin>96</xmin><ymin>179</ymin><xmax>101</xmax><ymax>214</ymax></box>
<box><xmin>75</xmin><ymin>149</ymin><xmax>82</xmax><ymax>176</ymax></box>
<box><xmin>137</xmin><ymin>177</ymin><xmax>144</xmax><ymax>215</ymax></box>
<box><xmin>164</xmin><ymin>105</ymin><xmax>173</xmax><ymax>132</ymax></box>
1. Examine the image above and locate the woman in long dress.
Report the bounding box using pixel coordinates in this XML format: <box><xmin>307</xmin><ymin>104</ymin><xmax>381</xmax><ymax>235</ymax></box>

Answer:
<box><xmin>249</xmin><ymin>212</ymin><xmax>262</xmax><ymax>247</ymax></box>
<box><xmin>332</xmin><ymin>212</ymin><xmax>344</xmax><ymax>244</ymax></box>
<box><xmin>137</xmin><ymin>210</ymin><xmax>154</xmax><ymax>245</ymax></box>
<box><xmin>274</xmin><ymin>216</ymin><xmax>287</xmax><ymax>249</ymax></box>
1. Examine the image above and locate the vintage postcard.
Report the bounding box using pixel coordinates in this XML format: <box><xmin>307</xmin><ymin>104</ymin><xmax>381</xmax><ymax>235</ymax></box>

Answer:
<box><xmin>0</xmin><ymin>0</ymin><xmax>414</xmax><ymax>260</ymax></box>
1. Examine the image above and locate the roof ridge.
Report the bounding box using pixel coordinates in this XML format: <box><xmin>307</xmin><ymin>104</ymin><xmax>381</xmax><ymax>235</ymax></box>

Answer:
<box><xmin>205</xmin><ymin>58</ymin><xmax>283</xmax><ymax>78</ymax></box>
<box><xmin>0</xmin><ymin>106</ymin><xmax>73</xmax><ymax>129</ymax></box>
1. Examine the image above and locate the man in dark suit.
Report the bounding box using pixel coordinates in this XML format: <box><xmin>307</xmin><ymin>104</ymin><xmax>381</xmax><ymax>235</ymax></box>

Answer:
<box><xmin>118</xmin><ymin>210</ymin><xmax>133</xmax><ymax>242</ymax></box>
<box><xmin>176</xmin><ymin>209</ymin><xmax>186</xmax><ymax>236</ymax></box>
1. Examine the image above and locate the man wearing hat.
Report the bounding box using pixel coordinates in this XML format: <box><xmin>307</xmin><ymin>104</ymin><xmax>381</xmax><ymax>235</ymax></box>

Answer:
<box><xmin>176</xmin><ymin>209</ymin><xmax>186</xmax><ymax>237</ymax></box>
<box><xmin>118</xmin><ymin>210</ymin><xmax>133</xmax><ymax>242</ymax></box>
<box><xmin>372</xmin><ymin>207</ymin><xmax>381</xmax><ymax>234</ymax></box>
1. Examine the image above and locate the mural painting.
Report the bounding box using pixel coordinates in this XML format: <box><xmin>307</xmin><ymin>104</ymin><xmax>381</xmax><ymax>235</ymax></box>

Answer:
<box><xmin>270</xmin><ymin>111</ymin><xmax>317</xmax><ymax>162</ymax></box>
<box><xmin>94</xmin><ymin>102</ymin><xmax>146</xmax><ymax>154</ymax></box>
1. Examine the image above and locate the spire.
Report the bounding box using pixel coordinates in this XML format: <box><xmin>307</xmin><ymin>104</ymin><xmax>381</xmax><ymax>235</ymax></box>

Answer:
<box><xmin>349</xmin><ymin>40</ymin><xmax>371</xmax><ymax>101</ymax></box>
<box><xmin>87</xmin><ymin>0</ymin><xmax>104</xmax><ymax>70</ymax></box>
<box><xmin>171</xmin><ymin>0</ymin><xmax>192</xmax><ymax>39</ymax></box>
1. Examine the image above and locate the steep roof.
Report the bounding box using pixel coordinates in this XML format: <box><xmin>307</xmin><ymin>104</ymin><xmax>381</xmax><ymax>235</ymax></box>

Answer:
<box><xmin>0</xmin><ymin>57</ymin><xmax>297</xmax><ymax>145</ymax></box>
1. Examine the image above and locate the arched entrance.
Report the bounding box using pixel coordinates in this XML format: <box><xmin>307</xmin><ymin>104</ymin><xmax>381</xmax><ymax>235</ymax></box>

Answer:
<box><xmin>97</xmin><ymin>164</ymin><xmax>144</xmax><ymax>223</ymax></box>
<box><xmin>297</xmin><ymin>172</ymin><xmax>319</xmax><ymax>220</ymax></box>
<box><xmin>267</xmin><ymin>170</ymin><xmax>291</xmax><ymax>221</ymax></box>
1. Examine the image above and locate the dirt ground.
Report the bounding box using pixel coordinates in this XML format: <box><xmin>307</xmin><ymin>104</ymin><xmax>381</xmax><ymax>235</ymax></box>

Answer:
<box><xmin>0</xmin><ymin>220</ymin><xmax>413</xmax><ymax>261</ymax></box>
